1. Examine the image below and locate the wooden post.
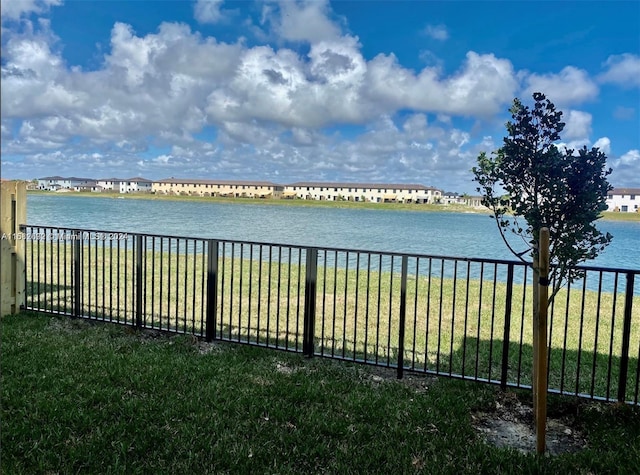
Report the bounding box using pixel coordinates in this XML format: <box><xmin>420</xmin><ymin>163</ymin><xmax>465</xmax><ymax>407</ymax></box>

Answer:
<box><xmin>535</xmin><ymin>227</ymin><xmax>550</xmax><ymax>454</ymax></box>
<box><xmin>1</xmin><ymin>181</ymin><xmax>26</xmax><ymax>316</ymax></box>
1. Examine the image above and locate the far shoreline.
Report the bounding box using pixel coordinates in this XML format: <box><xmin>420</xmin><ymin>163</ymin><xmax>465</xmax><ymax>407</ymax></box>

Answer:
<box><xmin>26</xmin><ymin>190</ymin><xmax>640</xmax><ymax>222</ymax></box>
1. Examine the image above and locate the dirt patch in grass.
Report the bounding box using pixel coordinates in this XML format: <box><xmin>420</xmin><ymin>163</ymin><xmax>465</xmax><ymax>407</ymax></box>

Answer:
<box><xmin>472</xmin><ymin>391</ymin><xmax>587</xmax><ymax>455</ymax></box>
<box><xmin>363</xmin><ymin>364</ymin><xmax>589</xmax><ymax>456</ymax></box>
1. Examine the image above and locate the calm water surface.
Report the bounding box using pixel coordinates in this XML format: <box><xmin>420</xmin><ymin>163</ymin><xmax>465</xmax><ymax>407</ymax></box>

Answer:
<box><xmin>26</xmin><ymin>194</ymin><xmax>639</xmax><ymax>270</ymax></box>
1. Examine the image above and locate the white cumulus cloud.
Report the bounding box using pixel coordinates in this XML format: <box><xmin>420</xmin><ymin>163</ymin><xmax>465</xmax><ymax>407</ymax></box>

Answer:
<box><xmin>0</xmin><ymin>0</ymin><xmax>62</xmax><ymax>21</ymax></box>
<box><xmin>365</xmin><ymin>51</ymin><xmax>518</xmax><ymax>117</ymax></box>
<box><xmin>268</xmin><ymin>0</ymin><xmax>343</xmax><ymax>43</ymax></box>
<box><xmin>563</xmin><ymin>110</ymin><xmax>592</xmax><ymax>141</ymax></box>
<box><xmin>523</xmin><ymin>66</ymin><xmax>599</xmax><ymax>106</ymax></box>
<box><xmin>608</xmin><ymin>149</ymin><xmax>640</xmax><ymax>187</ymax></box>
<box><xmin>423</xmin><ymin>24</ymin><xmax>449</xmax><ymax>41</ymax></box>
<box><xmin>599</xmin><ymin>53</ymin><xmax>640</xmax><ymax>88</ymax></box>
<box><xmin>194</xmin><ymin>0</ymin><xmax>225</xmax><ymax>24</ymax></box>
<box><xmin>592</xmin><ymin>137</ymin><xmax>611</xmax><ymax>155</ymax></box>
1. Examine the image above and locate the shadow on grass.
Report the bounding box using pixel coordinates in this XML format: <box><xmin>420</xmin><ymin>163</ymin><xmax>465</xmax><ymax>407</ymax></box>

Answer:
<box><xmin>437</xmin><ymin>336</ymin><xmax>639</xmax><ymax>404</ymax></box>
<box><xmin>26</xmin><ymin>280</ymin><xmax>74</xmax><ymax>297</ymax></box>
<box><xmin>25</xmin><ymin>307</ymin><xmax>639</xmax><ymax>404</ymax></box>
<box><xmin>210</xmin><ymin>322</ymin><xmax>640</xmax><ymax>404</ymax></box>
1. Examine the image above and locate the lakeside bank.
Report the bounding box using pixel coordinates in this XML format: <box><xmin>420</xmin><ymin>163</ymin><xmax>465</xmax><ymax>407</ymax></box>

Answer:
<box><xmin>26</xmin><ymin>190</ymin><xmax>640</xmax><ymax>222</ymax></box>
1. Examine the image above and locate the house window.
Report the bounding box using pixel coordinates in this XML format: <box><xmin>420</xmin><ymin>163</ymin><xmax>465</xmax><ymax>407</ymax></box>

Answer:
<box><xmin>622</xmin><ymin>205</ymin><xmax>628</xmax><ymax>212</ymax></box>
<box><xmin>334</xmin><ymin>188</ymin><xmax>338</xmax><ymax>192</ymax></box>
<box><xmin>608</xmin><ymin>194</ymin><xmax>613</xmax><ymax>199</ymax></box>
<box><xmin>631</xmin><ymin>195</ymin><xmax>636</xmax><ymax>200</ymax></box>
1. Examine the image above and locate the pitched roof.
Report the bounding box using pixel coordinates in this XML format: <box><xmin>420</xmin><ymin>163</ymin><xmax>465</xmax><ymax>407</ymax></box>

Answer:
<box><xmin>39</xmin><ymin>176</ymin><xmax>93</xmax><ymax>182</ymax></box>
<box><xmin>287</xmin><ymin>181</ymin><xmax>441</xmax><ymax>191</ymax></box>
<box><xmin>610</xmin><ymin>188</ymin><xmax>640</xmax><ymax>195</ymax></box>
<box><xmin>155</xmin><ymin>178</ymin><xmax>282</xmax><ymax>187</ymax></box>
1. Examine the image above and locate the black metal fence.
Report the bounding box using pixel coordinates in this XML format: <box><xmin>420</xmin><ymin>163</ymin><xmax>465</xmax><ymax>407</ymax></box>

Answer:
<box><xmin>21</xmin><ymin>224</ymin><xmax>640</xmax><ymax>405</ymax></box>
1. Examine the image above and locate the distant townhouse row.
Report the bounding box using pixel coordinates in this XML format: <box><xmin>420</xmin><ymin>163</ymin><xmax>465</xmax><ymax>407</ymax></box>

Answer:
<box><xmin>153</xmin><ymin>178</ymin><xmax>443</xmax><ymax>203</ymax></box>
<box><xmin>153</xmin><ymin>178</ymin><xmax>284</xmax><ymax>199</ymax></box>
<box><xmin>38</xmin><ymin>176</ymin><xmax>445</xmax><ymax>203</ymax></box>
<box><xmin>37</xmin><ymin>176</ymin><xmax>153</xmax><ymax>193</ymax></box>
<box><xmin>36</xmin><ymin>176</ymin><xmax>638</xmax><ymax>211</ymax></box>
<box><xmin>284</xmin><ymin>181</ymin><xmax>441</xmax><ymax>203</ymax></box>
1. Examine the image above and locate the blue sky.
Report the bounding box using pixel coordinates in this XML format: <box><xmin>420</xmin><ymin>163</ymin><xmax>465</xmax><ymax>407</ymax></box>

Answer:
<box><xmin>1</xmin><ymin>0</ymin><xmax>639</xmax><ymax>192</ymax></box>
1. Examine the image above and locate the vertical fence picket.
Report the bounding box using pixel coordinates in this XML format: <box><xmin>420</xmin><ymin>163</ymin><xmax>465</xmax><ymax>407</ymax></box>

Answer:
<box><xmin>397</xmin><ymin>256</ymin><xmax>408</xmax><ymax>379</ymax></box>
<box><xmin>135</xmin><ymin>234</ymin><xmax>143</xmax><ymax>329</ymax></box>
<box><xmin>206</xmin><ymin>239</ymin><xmax>219</xmax><ymax>342</ymax></box>
<box><xmin>618</xmin><ymin>272</ymin><xmax>635</xmax><ymax>402</ymax></box>
<box><xmin>501</xmin><ymin>263</ymin><xmax>514</xmax><ymax>390</ymax></box>
<box><xmin>303</xmin><ymin>248</ymin><xmax>318</xmax><ymax>357</ymax></box>
<box><xmin>73</xmin><ymin>229</ymin><xmax>82</xmax><ymax>318</ymax></box>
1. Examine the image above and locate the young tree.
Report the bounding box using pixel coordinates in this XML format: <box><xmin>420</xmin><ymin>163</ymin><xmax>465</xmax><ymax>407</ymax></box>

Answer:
<box><xmin>472</xmin><ymin>92</ymin><xmax>613</xmax><ymax>301</ymax></box>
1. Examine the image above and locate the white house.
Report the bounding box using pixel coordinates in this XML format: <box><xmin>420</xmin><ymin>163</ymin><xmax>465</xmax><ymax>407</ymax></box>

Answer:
<box><xmin>442</xmin><ymin>192</ymin><xmax>463</xmax><ymax>205</ymax></box>
<box><xmin>283</xmin><ymin>182</ymin><xmax>442</xmax><ymax>203</ymax></box>
<box><xmin>118</xmin><ymin>177</ymin><xmax>153</xmax><ymax>193</ymax></box>
<box><xmin>607</xmin><ymin>188</ymin><xmax>640</xmax><ymax>213</ymax></box>
<box><xmin>95</xmin><ymin>177</ymin><xmax>152</xmax><ymax>193</ymax></box>
<box><xmin>74</xmin><ymin>180</ymin><xmax>103</xmax><ymax>192</ymax></box>
<box><xmin>37</xmin><ymin>176</ymin><xmax>93</xmax><ymax>191</ymax></box>
<box><xmin>96</xmin><ymin>178</ymin><xmax>121</xmax><ymax>192</ymax></box>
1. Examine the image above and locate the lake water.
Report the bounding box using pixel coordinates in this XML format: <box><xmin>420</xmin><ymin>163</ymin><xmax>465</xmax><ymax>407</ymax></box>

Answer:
<box><xmin>25</xmin><ymin>194</ymin><xmax>640</xmax><ymax>270</ymax></box>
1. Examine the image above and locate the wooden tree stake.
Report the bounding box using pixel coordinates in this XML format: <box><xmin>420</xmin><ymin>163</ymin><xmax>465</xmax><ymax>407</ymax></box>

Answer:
<box><xmin>535</xmin><ymin>227</ymin><xmax>550</xmax><ymax>454</ymax></box>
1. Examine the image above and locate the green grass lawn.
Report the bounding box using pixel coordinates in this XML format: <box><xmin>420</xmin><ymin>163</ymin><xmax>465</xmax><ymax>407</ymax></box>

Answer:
<box><xmin>2</xmin><ymin>313</ymin><xmax>639</xmax><ymax>474</ymax></box>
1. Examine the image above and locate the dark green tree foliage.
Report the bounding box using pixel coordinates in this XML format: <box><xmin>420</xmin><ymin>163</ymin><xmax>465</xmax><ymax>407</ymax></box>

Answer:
<box><xmin>472</xmin><ymin>92</ymin><xmax>613</xmax><ymax>297</ymax></box>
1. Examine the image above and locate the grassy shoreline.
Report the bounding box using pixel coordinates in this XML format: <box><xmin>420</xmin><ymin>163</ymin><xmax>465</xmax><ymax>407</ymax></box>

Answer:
<box><xmin>27</xmin><ymin>190</ymin><xmax>640</xmax><ymax>221</ymax></box>
<box><xmin>27</xmin><ymin>190</ymin><xmax>490</xmax><ymax>214</ymax></box>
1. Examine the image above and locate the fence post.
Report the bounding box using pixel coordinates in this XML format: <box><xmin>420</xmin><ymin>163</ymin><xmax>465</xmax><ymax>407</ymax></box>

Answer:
<box><xmin>535</xmin><ymin>227</ymin><xmax>550</xmax><ymax>454</ymax></box>
<box><xmin>617</xmin><ymin>272</ymin><xmax>635</xmax><ymax>403</ymax></box>
<box><xmin>500</xmin><ymin>263</ymin><xmax>514</xmax><ymax>390</ymax></box>
<box><xmin>135</xmin><ymin>234</ymin><xmax>143</xmax><ymax>329</ymax></box>
<box><xmin>73</xmin><ymin>229</ymin><xmax>82</xmax><ymax>318</ymax></box>
<box><xmin>397</xmin><ymin>256</ymin><xmax>409</xmax><ymax>379</ymax></box>
<box><xmin>205</xmin><ymin>239</ymin><xmax>219</xmax><ymax>342</ymax></box>
<box><xmin>303</xmin><ymin>248</ymin><xmax>318</xmax><ymax>357</ymax></box>
<box><xmin>0</xmin><ymin>181</ymin><xmax>26</xmax><ymax>316</ymax></box>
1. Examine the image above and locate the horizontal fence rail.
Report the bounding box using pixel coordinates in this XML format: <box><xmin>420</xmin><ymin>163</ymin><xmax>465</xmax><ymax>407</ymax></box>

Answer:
<box><xmin>20</xmin><ymin>224</ymin><xmax>640</xmax><ymax>405</ymax></box>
